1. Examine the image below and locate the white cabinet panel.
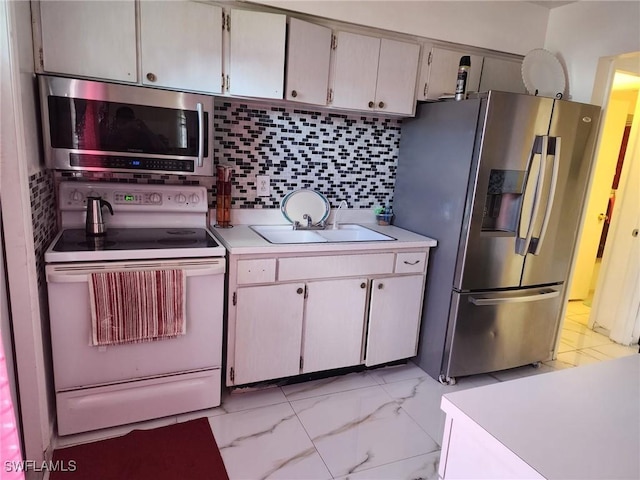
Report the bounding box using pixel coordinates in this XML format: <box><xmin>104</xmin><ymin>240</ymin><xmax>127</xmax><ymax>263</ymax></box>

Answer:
<box><xmin>302</xmin><ymin>278</ymin><xmax>368</xmax><ymax>373</ymax></box>
<box><xmin>278</xmin><ymin>253</ymin><xmax>394</xmax><ymax>281</ymax></box>
<box><xmin>366</xmin><ymin>275</ymin><xmax>425</xmax><ymax>366</ymax></box>
<box><xmin>229</xmin><ymin>9</ymin><xmax>286</xmax><ymax>99</ymax></box>
<box><xmin>234</xmin><ymin>283</ymin><xmax>304</xmax><ymax>385</ymax></box>
<box><xmin>140</xmin><ymin>1</ymin><xmax>222</xmax><ymax>93</ymax></box>
<box><xmin>39</xmin><ymin>0</ymin><xmax>137</xmax><ymax>82</ymax></box>
<box><xmin>331</xmin><ymin>31</ymin><xmax>381</xmax><ymax>111</ymax></box>
<box><xmin>285</xmin><ymin>18</ymin><xmax>332</xmax><ymax>105</ymax></box>
<box><xmin>419</xmin><ymin>47</ymin><xmax>483</xmax><ymax>101</ymax></box>
<box><xmin>237</xmin><ymin>258</ymin><xmax>276</xmax><ymax>284</ymax></box>
<box><xmin>375</xmin><ymin>39</ymin><xmax>420</xmax><ymax>115</ymax></box>
<box><xmin>479</xmin><ymin>56</ymin><xmax>527</xmax><ymax>94</ymax></box>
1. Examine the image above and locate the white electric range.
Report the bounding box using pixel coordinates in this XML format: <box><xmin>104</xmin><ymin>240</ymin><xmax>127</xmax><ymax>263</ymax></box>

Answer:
<box><xmin>45</xmin><ymin>182</ymin><xmax>226</xmax><ymax>436</ymax></box>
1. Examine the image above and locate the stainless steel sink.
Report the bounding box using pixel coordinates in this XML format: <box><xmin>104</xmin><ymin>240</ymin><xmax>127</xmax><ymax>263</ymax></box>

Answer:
<box><xmin>250</xmin><ymin>224</ymin><xmax>395</xmax><ymax>244</ymax></box>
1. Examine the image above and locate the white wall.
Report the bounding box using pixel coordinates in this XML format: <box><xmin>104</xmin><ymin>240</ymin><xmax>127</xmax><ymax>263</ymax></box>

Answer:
<box><xmin>545</xmin><ymin>1</ymin><xmax>640</xmax><ymax>103</ymax></box>
<box><xmin>250</xmin><ymin>0</ymin><xmax>549</xmax><ymax>55</ymax></box>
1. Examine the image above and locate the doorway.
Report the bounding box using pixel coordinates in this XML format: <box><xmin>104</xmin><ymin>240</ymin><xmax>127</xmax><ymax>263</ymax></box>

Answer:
<box><xmin>567</xmin><ymin>52</ymin><xmax>640</xmax><ymax>346</ymax></box>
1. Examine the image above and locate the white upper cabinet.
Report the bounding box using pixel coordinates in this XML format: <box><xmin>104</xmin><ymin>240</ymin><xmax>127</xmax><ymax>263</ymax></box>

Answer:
<box><xmin>418</xmin><ymin>47</ymin><xmax>483</xmax><ymax>101</ymax></box>
<box><xmin>39</xmin><ymin>0</ymin><xmax>137</xmax><ymax>82</ymax></box>
<box><xmin>479</xmin><ymin>56</ymin><xmax>527</xmax><ymax>94</ymax></box>
<box><xmin>228</xmin><ymin>9</ymin><xmax>286</xmax><ymax>99</ymax></box>
<box><xmin>140</xmin><ymin>1</ymin><xmax>222</xmax><ymax>94</ymax></box>
<box><xmin>331</xmin><ymin>31</ymin><xmax>380</xmax><ymax>112</ymax></box>
<box><xmin>375</xmin><ymin>39</ymin><xmax>421</xmax><ymax>115</ymax></box>
<box><xmin>285</xmin><ymin>18</ymin><xmax>332</xmax><ymax>106</ymax></box>
<box><xmin>332</xmin><ymin>32</ymin><xmax>420</xmax><ymax>115</ymax></box>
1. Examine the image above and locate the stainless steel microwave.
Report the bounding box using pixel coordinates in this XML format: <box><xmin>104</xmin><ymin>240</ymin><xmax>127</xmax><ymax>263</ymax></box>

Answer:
<box><xmin>38</xmin><ymin>75</ymin><xmax>214</xmax><ymax>176</ymax></box>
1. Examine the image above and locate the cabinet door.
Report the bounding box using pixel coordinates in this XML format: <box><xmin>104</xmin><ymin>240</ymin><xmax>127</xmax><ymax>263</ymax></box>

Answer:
<box><xmin>331</xmin><ymin>31</ymin><xmax>380</xmax><ymax>111</ymax></box>
<box><xmin>421</xmin><ymin>47</ymin><xmax>483</xmax><ymax>100</ymax></box>
<box><xmin>229</xmin><ymin>9</ymin><xmax>286</xmax><ymax>99</ymax></box>
<box><xmin>39</xmin><ymin>0</ymin><xmax>136</xmax><ymax>82</ymax></box>
<box><xmin>234</xmin><ymin>283</ymin><xmax>304</xmax><ymax>385</ymax></box>
<box><xmin>374</xmin><ymin>39</ymin><xmax>420</xmax><ymax>115</ymax></box>
<box><xmin>285</xmin><ymin>18</ymin><xmax>332</xmax><ymax>105</ymax></box>
<box><xmin>365</xmin><ymin>275</ymin><xmax>425</xmax><ymax>366</ymax></box>
<box><xmin>479</xmin><ymin>56</ymin><xmax>527</xmax><ymax>94</ymax></box>
<box><xmin>302</xmin><ymin>278</ymin><xmax>368</xmax><ymax>373</ymax></box>
<box><xmin>140</xmin><ymin>1</ymin><xmax>222</xmax><ymax>93</ymax></box>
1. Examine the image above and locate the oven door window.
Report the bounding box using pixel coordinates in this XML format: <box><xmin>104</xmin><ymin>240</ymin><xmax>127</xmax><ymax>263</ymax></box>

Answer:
<box><xmin>47</xmin><ymin>96</ymin><xmax>208</xmax><ymax>157</ymax></box>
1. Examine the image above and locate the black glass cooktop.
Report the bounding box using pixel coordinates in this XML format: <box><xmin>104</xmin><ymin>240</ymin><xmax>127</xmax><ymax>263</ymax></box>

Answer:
<box><xmin>53</xmin><ymin>228</ymin><xmax>220</xmax><ymax>252</ymax></box>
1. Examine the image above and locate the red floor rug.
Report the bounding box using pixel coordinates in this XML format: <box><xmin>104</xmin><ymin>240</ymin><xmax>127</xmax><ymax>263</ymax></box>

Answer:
<box><xmin>50</xmin><ymin>418</ymin><xmax>229</xmax><ymax>480</ymax></box>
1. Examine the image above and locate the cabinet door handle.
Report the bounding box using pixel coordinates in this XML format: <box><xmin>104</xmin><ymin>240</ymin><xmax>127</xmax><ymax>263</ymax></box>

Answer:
<box><xmin>291</xmin><ymin>90</ymin><xmax>298</xmax><ymax>98</ymax></box>
<box><xmin>403</xmin><ymin>260</ymin><xmax>420</xmax><ymax>265</ymax></box>
<box><xmin>378</xmin><ymin>101</ymin><xmax>385</xmax><ymax>109</ymax></box>
<box><xmin>146</xmin><ymin>72</ymin><xmax>157</xmax><ymax>82</ymax></box>
<box><xmin>368</xmin><ymin>101</ymin><xmax>374</xmax><ymax>108</ymax></box>
<box><xmin>423</xmin><ymin>82</ymin><xmax>428</xmax><ymax>97</ymax></box>
<box><xmin>296</xmin><ymin>287</ymin><xmax>304</xmax><ymax>294</ymax></box>
<box><xmin>360</xmin><ymin>282</ymin><xmax>366</xmax><ymax>289</ymax></box>
<box><xmin>377</xmin><ymin>283</ymin><xmax>384</xmax><ymax>290</ymax></box>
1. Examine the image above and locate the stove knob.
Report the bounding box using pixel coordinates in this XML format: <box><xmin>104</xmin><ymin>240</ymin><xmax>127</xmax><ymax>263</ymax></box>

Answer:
<box><xmin>150</xmin><ymin>193</ymin><xmax>162</xmax><ymax>204</ymax></box>
<box><xmin>175</xmin><ymin>193</ymin><xmax>187</xmax><ymax>204</ymax></box>
<box><xmin>189</xmin><ymin>194</ymin><xmax>200</xmax><ymax>204</ymax></box>
<box><xmin>69</xmin><ymin>189</ymin><xmax>83</xmax><ymax>203</ymax></box>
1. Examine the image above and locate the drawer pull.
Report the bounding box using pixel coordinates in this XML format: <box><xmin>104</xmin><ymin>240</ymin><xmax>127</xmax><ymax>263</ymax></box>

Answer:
<box><xmin>403</xmin><ymin>260</ymin><xmax>421</xmax><ymax>265</ymax></box>
<box><xmin>368</xmin><ymin>101</ymin><xmax>374</xmax><ymax>108</ymax></box>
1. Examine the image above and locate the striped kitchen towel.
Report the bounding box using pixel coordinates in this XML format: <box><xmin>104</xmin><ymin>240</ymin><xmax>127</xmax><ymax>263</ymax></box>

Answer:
<box><xmin>89</xmin><ymin>269</ymin><xmax>186</xmax><ymax>346</ymax></box>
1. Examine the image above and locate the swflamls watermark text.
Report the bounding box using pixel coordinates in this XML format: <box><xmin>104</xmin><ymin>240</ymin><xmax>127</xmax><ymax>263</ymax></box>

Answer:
<box><xmin>4</xmin><ymin>460</ymin><xmax>77</xmax><ymax>473</ymax></box>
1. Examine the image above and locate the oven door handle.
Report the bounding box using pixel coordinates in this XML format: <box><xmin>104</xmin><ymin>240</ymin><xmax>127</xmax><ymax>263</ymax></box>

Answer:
<box><xmin>47</xmin><ymin>266</ymin><xmax>224</xmax><ymax>283</ymax></box>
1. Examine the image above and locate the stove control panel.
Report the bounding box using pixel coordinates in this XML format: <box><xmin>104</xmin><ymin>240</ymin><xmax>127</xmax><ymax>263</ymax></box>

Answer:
<box><xmin>59</xmin><ymin>182</ymin><xmax>208</xmax><ymax>214</ymax></box>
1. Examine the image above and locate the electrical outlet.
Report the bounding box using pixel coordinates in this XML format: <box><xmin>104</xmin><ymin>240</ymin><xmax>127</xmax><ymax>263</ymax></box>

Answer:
<box><xmin>256</xmin><ymin>175</ymin><xmax>270</xmax><ymax>197</ymax></box>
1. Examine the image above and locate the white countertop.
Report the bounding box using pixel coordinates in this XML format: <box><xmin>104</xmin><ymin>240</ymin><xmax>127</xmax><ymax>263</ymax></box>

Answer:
<box><xmin>441</xmin><ymin>355</ymin><xmax>640</xmax><ymax>480</ymax></box>
<box><xmin>208</xmin><ymin>209</ymin><xmax>437</xmax><ymax>255</ymax></box>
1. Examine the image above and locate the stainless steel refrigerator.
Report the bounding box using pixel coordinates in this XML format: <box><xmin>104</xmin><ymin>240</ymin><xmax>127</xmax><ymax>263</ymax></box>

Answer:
<box><xmin>394</xmin><ymin>91</ymin><xmax>600</xmax><ymax>384</ymax></box>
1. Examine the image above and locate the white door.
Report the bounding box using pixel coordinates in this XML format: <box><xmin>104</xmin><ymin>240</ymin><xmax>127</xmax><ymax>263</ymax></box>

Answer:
<box><xmin>374</xmin><ymin>39</ymin><xmax>420</xmax><ymax>115</ymax></box>
<box><xmin>302</xmin><ymin>278</ymin><xmax>368</xmax><ymax>373</ymax></box>
<box><xmin>234</xmin><ymin>283</ymin><xmax>304</xmax><ymax>385</ymax></box>
<box><xmin>331</xmin><ymin>31</ymin><xmax>380</xmax><ymax>111</ymax></box>
<box><xmin>285</xmin><ymin>18</ymin><xmax>331</xmax><ymax>105</ymax></box>
<box><xmin>422</xmin><ymin>47</ymin><xmax>483</xmax><ymax>100</ymax></box>
<box><xmin>366</xmin><ymin>275</ymin><xmax>425</xmax><ymax>366</ymax></box>
<box><xmin>140</xmin><ymin>2</ymin><xmax>222</xmax><ymax>93</ymax></box>
<box><xmin>39</xmin><ymin>0</ymin><xmax>136</xmax><ymax>82</ymax></box>
<box><xmin>228</xmin><ymin>9</ymin><xmax>286</xmax><ymax>99</ymax></box>
<box><xmin>592</xmin><ymin>86</ymin><xmax>640</xmax><ymax>344</ymax></box>
<box><xmin>570</xmin><ymin>99</ymin><xmax>628</xmax><ymax>299</ymax></box>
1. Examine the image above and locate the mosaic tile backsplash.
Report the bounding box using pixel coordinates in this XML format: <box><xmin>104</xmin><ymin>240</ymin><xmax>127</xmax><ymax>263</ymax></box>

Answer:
<box><xmin>29</xmin><ymin>169</ymin><xmax>57</xmax><ymax>291</ymax></box>
<box><xmin>215</xmin><ymin>100</ymin><xmax>401</xmax><ymax>209</ymax></box>
<box><xmin>52</xmin><ymin>98</ymin><xmax>402</xmax><ymax>211</ymax></box>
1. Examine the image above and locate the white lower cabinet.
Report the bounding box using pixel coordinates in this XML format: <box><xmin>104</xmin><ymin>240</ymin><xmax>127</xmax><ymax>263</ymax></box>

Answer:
<box><xmin>233</xmin><ymin>283</ymin><xmax>305</xmax><ymax>385</ymax></box>
<box><xmin>227</xmin><ymin>251</ymin><xmax>430</xmax><ymax>386</ymax></box>
<box><xmin>366</xmin><ymin>275</ymin><xmax>425</xmax><ymax>366</ymax></box>
<box><xmin>303</xmin><ymin>278</ymin><xmax>368</xmax><ymax>373</ymax></box>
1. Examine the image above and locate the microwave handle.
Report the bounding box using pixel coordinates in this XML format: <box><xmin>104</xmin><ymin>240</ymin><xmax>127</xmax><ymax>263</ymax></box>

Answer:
<box><xmin>197</xmin><ymin>103</ymin><xmax>204</xmax><ymax>168</ymax></box>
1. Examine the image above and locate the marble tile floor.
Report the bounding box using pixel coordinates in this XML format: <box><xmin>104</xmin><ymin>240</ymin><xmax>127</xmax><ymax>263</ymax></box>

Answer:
<box><xmin>52</xmin><ymin>300</ymin><xmax>637</xmax><ymax>480</ymax></box>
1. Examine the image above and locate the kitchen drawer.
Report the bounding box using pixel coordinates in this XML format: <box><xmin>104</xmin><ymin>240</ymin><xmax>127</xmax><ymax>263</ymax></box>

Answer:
<box><xmin>278</xmin><ymin>253</ymin><xmax>394</xmax><ymax>281</ymax></box>
<box><xmin>395</xmin><ymin>251</ymin><xmax>428</xmax><ymax>273</ymax></box>
<box><xmin>237</xmin><ymin>258</ymin><xmax>276</xmax><ymax>284</ymax></box>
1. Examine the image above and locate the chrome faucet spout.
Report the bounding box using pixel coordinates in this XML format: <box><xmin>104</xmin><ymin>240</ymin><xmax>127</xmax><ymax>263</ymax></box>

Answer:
<box><xmin>332</xmin><ymin>200</ymin><xmax>348</xmax><ymax>230</ymax></box>
<box><xmin>303</xmin><ymin>213</ymin><xmax>313</xmax><ymax>228</ymax></box>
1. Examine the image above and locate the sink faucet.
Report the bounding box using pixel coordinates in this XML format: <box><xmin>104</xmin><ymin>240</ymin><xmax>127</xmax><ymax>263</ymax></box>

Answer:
<box><xmin>303</xmin><ymin>213</ymin><xmax>313</xmax><ymax>228</ymax></box>
<box><xmin>332</xmin><ymin>200</ymin><xmax>348</xmax><ymax>229</ymax></box>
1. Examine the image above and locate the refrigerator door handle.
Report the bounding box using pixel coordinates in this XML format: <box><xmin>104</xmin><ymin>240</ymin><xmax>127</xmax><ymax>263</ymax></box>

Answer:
<box><xmin>468</xmin><ymin>288</ymin><xmax>560</xmax><ymax>306</ymax></box>
<box><xmin>533</xmin><ymin>137</ymin><xmax>561</xmax><ymax>255</ymax></box>
<box><xmin>517</xmin><ymin>136</ymin><xmax>548</xmax><ymax>256</ymax></box>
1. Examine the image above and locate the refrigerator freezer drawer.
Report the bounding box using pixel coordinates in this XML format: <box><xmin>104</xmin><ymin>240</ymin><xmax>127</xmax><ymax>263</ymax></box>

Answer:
<box><xmin>445</xmin><ymin>286</ymin><xmax>562</xmax><ymax>379</ymax></box>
